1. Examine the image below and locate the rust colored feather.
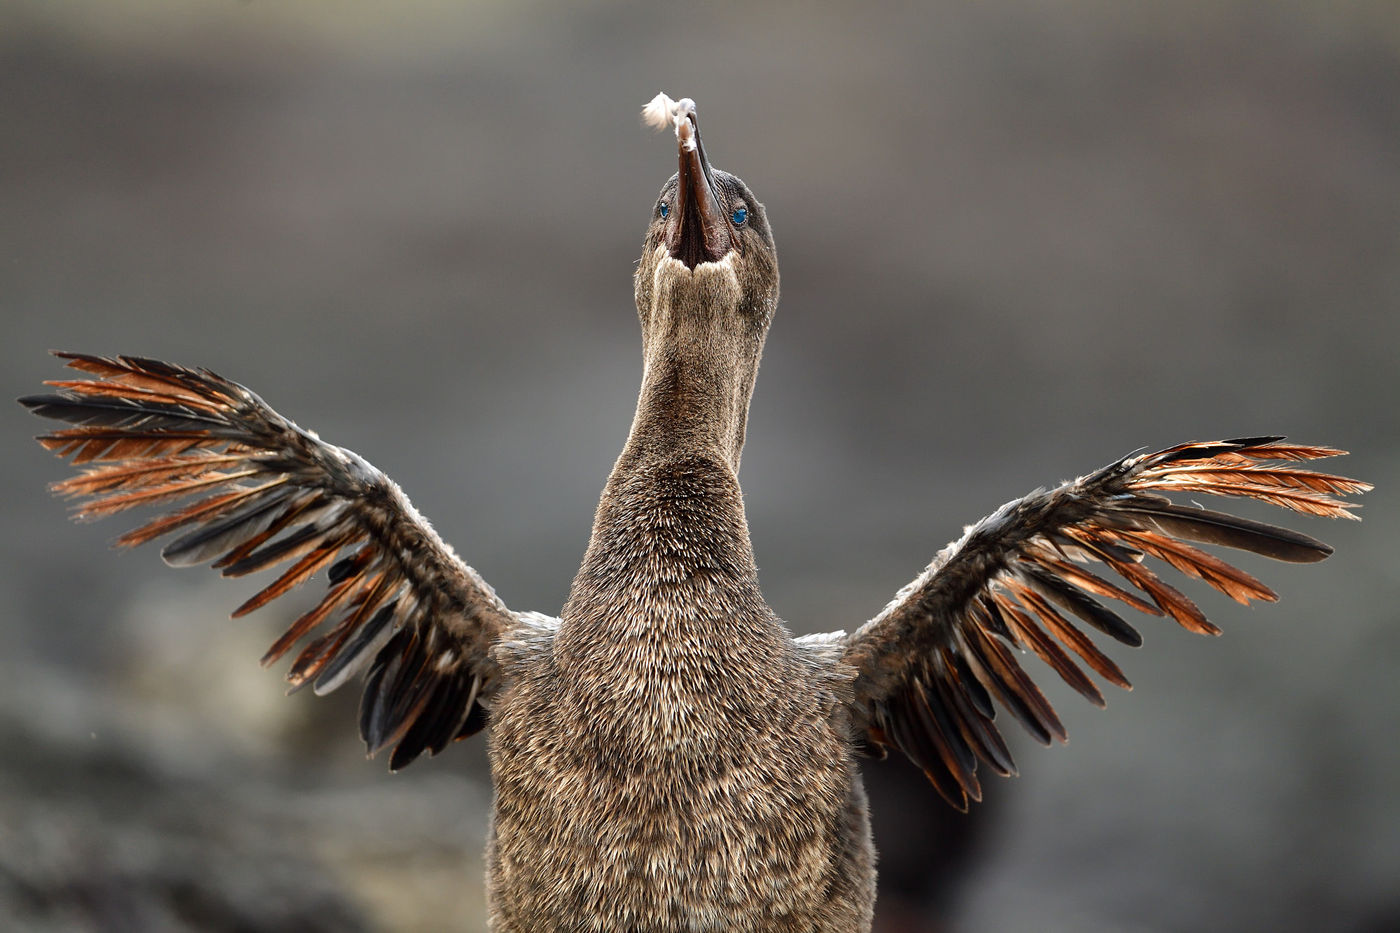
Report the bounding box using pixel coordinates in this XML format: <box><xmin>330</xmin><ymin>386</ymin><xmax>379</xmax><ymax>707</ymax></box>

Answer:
<box><xmin>1027</xmin><ymin>551</ymin><xmax>1162</xmax><ymax>615</ymax></box>
<box><xmin>212</xmin><ymin>491</ymin><xmax>324</xmax><ymax>570</ymax></box>
<box><xmin>72</xmin><ymin>435</ymin><xmax>207</xmax><ymax>464</ymax></box>
<box><xmin>991</xmin><ymin>591</ymin><xmax>1105</xmax><ymax>706</ymax></box>
<box><xmin>961</xmin><ymin>623</ymin><xmax>1066</xmax><ymax>744</ymax></box>
<box><xmin>911</xmin><ymin>678</ymin><xmax>981</xmax><ymax>802</ymax></box>
<box><xmin>42</xmin><ymin>430</ymin><xmax>222</xmax><ymax>463</ymax></box>
<box><xmin>42</xmin><ymin>379</ymin><xmax>226</xmax><ymax>413</ymax></box>
<box><xmin>232</xmin><ymin>528</ymin><xmax>358</xmax><ymax>618</ymax></box>
<box><xmin>52</xmin><ymin>353</ymin><xmax>235</xmax><ymax>404</ymax></box>
<box><xmin>1099</xmin><ymin>547</ymin><xmax>1221</xmax><ymax>636</ymax></box>
<box><xmin>1004</xmin><ymin>581</ymin><xmax>1131</xmax><ymax>690</ymax></box>
<box><xmin>115</xmin><ymin>483</ymin><xmax>285</xmax><ymax>547</ymax></box>
<box><xmin>1112</xmin><ymin>528</ymin><xmax>1276</xmax><ymax>605</ymax></box>
<box><xmin>25</xmin><ymin>351</ymin><xmax>515</xmax><ymax>787</ymax></box>
<box><xmin>1142</xmin><ymin>481</ymin><xmax>1359</xmax><ymax>519</ymax></box>
<box><xmin>286</xmin><ymin>570</ymin><xmax>396</xmax><ymax>689</ymax></box>
<box><xmin>221</xmin><ymin>522</ymin><xmax>334</xmax><ymax>578</ymax></box>
<box><xmin>845</xmin><ymin>435</ymin><xmax>1365</xmax><ymax>813</ymax></box>
<box><xmin>260</xmin><ymin>576</ymin><xmax>362</xmax><ymax>667</ymax></box>
<box><xmin>51</xmin><ymin>354</ymin><xmax>197</xmax><ymax>394</ymax></box>
<box><xmin>76</xmin><ymin>469</ymin><xmax>259</xmax><ymax>518</ymax></box>
<box><xmin>937</xmin><ymin>643</ymin><xmax>994</xmax><ymax>719</ymax></box>
<box><xmin>1223</xmin><ymin>442</ymin><xmax>1349</xmax><ymax>462</ymax></box>
<box><xmin>1140</xmin><ymin>466</ymin><xmax>1370</xmax><ymax>497</ymax></box>
<box><xmin>52</xmin><ymin>454</ymin><xmax>246</xmax><ymax>497</ymax></box>
<box><xmin>928</xmin><ymin>655</ymin><xmax>1016</xmax><ymax>777</ymax></box>
<box><xmin>1138</xmin><ymin>438</ymin><xmax>1340</xmax><ymax>467</ymax></box>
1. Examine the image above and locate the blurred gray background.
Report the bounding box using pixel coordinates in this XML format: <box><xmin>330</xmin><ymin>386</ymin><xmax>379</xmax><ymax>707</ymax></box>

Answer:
<box><xmin>2</xmin><ymin>1</ymin><xmax>1397</xmax><ymax>931</ymax></box>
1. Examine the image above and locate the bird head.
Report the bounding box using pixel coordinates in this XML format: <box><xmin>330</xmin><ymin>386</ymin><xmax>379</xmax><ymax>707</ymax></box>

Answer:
<box><xmin>630</xmin><ymin>95</ymin><xmax>779</xmax><ymax>470</ymax></box>
<box><xmin>635</xmin><ymin>96</ymin><xmax>778</xmax><ymax>352</ymax></box>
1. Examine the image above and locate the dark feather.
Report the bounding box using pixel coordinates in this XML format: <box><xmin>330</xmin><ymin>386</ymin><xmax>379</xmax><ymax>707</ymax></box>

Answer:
<box><xmin>960</xmin><ymin>625</ymin><xmax>1064</xmax><ymax>746</ymax></box>
<box><xmin>222</xmin><ymin>521</ymin><xmax>333</xmax><ymax>577</ymax></box>
<box><xmin>943</xmin><ymin>644</ymin><xmax>994</xmax><ymax>719</ymax></box>
<box><xmin>116</xmin><ymin>485</ymin><xmax>277</xmax><ymax>544</ymax></box>
<box><xmin>286</xmin><ymin>572</ymin><xmax>395</xmax><ymax>690</ymax></box>
<box><xmin>313</xmin><ymin>599</ymin><xmax>400</xmax><ymax>696</ymax></box>
<box><xmin>454</xmin><ymin>701</ymin><xmax>490</xmax><ymax>741</ymax></box>
<box><xmin>211</xmin><ymin>491</ymin><xmax>325</xmax><ymax>570</ymax></box>
<box><xmin>1150</xmin><ymin>436</ymin><xmax>1285</xmax><ymax>464</ymax></box>
<box><xmin>912</xmin><ymin>678</ymin><xmax>979</xmax><ymax>797</ymax></box>
<box><xmin>883</xmin><ymin>703</ymin><xmax>968</xmax><ymax>811</ymax></box>
<box><xmin>1007</xmin><ymin>583</ymin><xmax>1131</xmax><ymax>690</ymax></box>
<box><xmin>1017</xmin><ymin>563</ymin><xmax>1142</xmax><ymax>647</ymax></box>
<box><xmin>928</xmin><ymin>660</ymin><xmax>1017</xmax><ymax>777</ymax></box>
<box><xmin>1113</xmin><ymin>501</ymin><xmax>1333</xmax><ymax>562</ymax></box>
<box><xmin>160</xmin><ymin>485</ymin><xmax>300</xmax><ymax>568</ymax></box>
<box><xmin>234</xmin><ymin>531</ymin><xmax>353</xmax><ymax>619</ymax></box>
<box><xmin>389</xmin><ymin>673</ymin><xmax>478</xmax><ymax>771</ymax></box>
<box><xmin>19</xmin><ymin>393</ymin><xmax>224</xmax><ymax>430</ymax></box>
<box><xmin>992</xmin><ymin>592</ymin><xmax>1105</xmax><ymax>707</ymax></box>
<box><xmin>1030</xmin><ymin>552</ymin><xmax>1161</xmax><ymax>615</ymax></box>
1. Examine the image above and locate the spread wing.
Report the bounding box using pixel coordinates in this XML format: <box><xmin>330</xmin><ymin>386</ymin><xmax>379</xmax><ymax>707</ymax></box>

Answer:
<box><xmin>21</xmin><ymin>351</ymin><xmax>540</xmax><ymax>770</ymax></box>
<box><xmin>840</xmin><ymin>437</ymin><xmax>1369</xmax><ymax>810</ymax></box>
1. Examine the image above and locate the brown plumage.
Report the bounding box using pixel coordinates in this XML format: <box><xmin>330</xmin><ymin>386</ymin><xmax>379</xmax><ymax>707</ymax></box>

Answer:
<box><xmin>20</xmin><ymin>96</ymin><xmax>1369</xmax><ymax>930</ymax></box>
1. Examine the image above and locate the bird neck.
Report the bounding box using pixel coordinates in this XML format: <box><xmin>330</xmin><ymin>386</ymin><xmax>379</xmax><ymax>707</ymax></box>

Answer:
<box><xmin>563</xmin><ymin>339</ymin><xmax>763</xmax><ymax>616</ymax></box>
<box><xmin>563</xmin><ymin>444</ymin><xmax>766</xmax><ymax>650</ymax></box>
<box><xmin>619</xmin><ymin>336</ymin><xmax>758</xmax><ymax>475</ymax></box>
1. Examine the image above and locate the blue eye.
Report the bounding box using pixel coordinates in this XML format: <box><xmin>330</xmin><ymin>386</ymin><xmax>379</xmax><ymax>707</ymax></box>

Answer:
<box><xmin>658</xmin><ymin>200</ymin><xmax>669</xmax><ymax>219</ymax></box>
<box><xmin>731</xmin><ymin>206</ymin><xmax>747</xmax><ymax>225</ymax></box>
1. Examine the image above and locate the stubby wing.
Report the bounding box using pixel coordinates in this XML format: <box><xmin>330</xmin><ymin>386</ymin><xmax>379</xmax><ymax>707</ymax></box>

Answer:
<box><xmin>21</xmin><ymin>352</ymin><xmax>537</xmax><ymax>770</ymax></box>
<box><xmin>840</xmin><ymin>437</ymin><xmax>1369</xmax><ymax>810</ymax></box>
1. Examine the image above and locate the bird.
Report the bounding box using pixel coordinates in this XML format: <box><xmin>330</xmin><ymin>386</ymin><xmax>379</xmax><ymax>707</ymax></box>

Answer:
<box><xmin>20</xmin><ymin>93</ymin><xmax>1369</xmax><ymax>931</ymax></box>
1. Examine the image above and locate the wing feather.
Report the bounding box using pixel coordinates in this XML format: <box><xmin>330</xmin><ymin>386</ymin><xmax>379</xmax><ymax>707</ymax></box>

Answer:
<box><xmin>841</xmin><ymin>437</ymin><xmax>1368</xmax><ymax>810</ymax></box>
<box><xmin>22</xmin><ymin>352</ymin><xmax>538</xmax><ymax>767</ymax></box>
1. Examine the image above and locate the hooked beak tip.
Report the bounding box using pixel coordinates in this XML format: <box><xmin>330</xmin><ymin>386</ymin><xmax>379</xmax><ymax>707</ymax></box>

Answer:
<box><xmin>668</xmin><ymin>106</ymin><xmax>731</xmax><ymax>268</ymax></box>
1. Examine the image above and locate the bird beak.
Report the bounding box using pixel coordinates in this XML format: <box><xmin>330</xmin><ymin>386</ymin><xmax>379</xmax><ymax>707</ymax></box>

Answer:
<box><xmin>667</xmin><ymin>108</ymin><xmax>732</xmax><ymax>268</ymax></box>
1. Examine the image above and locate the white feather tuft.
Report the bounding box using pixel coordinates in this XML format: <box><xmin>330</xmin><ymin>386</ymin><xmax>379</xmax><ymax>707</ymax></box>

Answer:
<box><xmin>641</xmin><ymin>92</ymin><xmax>697</xmax><ymax>149</ymax></box>
<box><xmin>642</xmin><ymin>92</ymin><xmax>678</xmax><ymax>131</ymax></box>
